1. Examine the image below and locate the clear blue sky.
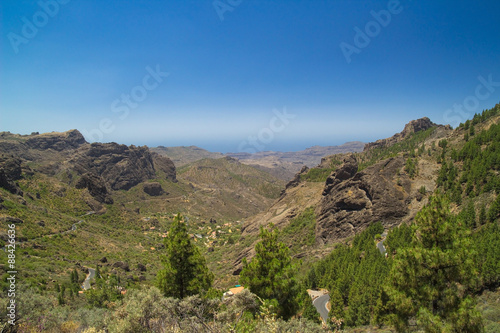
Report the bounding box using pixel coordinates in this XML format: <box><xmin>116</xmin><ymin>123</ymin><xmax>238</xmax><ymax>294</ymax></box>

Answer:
<box><xmin>1</xmin><ymin>0</ymin><xmax>499</xmax><ymax>153</ymax></box>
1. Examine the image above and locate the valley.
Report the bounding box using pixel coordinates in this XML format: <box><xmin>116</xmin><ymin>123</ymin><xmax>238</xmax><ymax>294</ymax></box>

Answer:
<box><xmin>1</xmin><ymin>102</ymin><xmax>500</xmax><ymax>332</ymax></box>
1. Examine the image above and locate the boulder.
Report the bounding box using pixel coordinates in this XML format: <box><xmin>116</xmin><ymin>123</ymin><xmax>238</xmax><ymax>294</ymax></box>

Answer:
<box><xmin>143</xmin><ymin>183</ymin><xmax>164</xmax><ymax>196</ymax></box>
<box><xmin>112</xmin><ymin>261</ymin><xmax>130</xmax><ymax>271</ymax></box>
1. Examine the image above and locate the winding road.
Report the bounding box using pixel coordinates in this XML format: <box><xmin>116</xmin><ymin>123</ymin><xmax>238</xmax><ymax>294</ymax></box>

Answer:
<box><xmin>83</xmin><ymin>267</ymin><xmax>96</xmax><ymax>290</ymax></box>
<box><xmin>1</xmin><ymin>211</ymin><xmax>95</xmax><ymax>252</ymax></box>
<box><xmin>377</xmin><ymin>231</ymin><xmax>388</xmax><ymax>255</ymax></box>
<box><xmin>313</xmin><ymin>294</ymin><xmax>330</xmax><ymax>323</ymax></box>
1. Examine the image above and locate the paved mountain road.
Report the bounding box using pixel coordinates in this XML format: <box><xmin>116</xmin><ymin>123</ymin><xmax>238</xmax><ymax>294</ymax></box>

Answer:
<box><xmin>83</xmin><ymin>267</ymin><xmax>95</xmax><ymax>290</ymax></box>
<box><xmin>313</xmin><ymin>294</ymin><xmax>330</xmax><ymax>323</ymax></box>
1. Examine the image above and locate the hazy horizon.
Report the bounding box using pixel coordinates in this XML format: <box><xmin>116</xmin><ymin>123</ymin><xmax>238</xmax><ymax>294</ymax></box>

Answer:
<box><xmin>2</xmin><ymin>1</ymin><xmax>499</xmax><ymax>153</ymax></box>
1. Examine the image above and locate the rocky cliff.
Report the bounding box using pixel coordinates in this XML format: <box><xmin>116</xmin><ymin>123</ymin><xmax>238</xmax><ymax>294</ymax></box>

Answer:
<box><xmin>0</xmin><ymin>130</ymin><xmax>177</xmax><ymax>203</ymax></box>
<box><xmin>315</xmin><ymin>155</ymin><xmax>412</xmax><ymax>243</ymax></box>
<box><xmin>363</xmin><ymin>117</ymin><xmax>439</xmax><ymax>151</ymax></box>
<box><xmin>71</xmin><ymin>142</ymin><xmax>176</xmax><ymax>191</ymax></box>
<box><xmin>237</xmin><ymin>117</ymin><xmax>450</xmax><ymax>266</ymax></box>
<box><xmin>0</xmin><ymin>155</ymin><xmax>24</xmax><ymax>195</ymax></box>
<box><xmin>26</xmin><ymin>129</ymin><xmax>87</xmax><ymax>151</ymax></box>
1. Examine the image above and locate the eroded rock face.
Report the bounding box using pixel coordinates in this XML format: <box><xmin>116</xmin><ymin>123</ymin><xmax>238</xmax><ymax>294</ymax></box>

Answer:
<box><xmin>152</xmin><ymin>153</ymin><xmax>177</xmax><ymax>183</ymax></box>
<box><xmin>0</xmin><ymin>156</ymin><xmax>23</xmax><ymax>195</ymax></box>
<box><xmin>75</xmin><ymin>173</ymin><xmax>113</xmax><ymax>204</ymax></box>
<box><xmin>73</xmin><ymin>143</ymin><xmax>176</xmax><ymax>191</ymax></box>
<box><xmin>316</xmin><ymin>155</ymin><xmax>409</xmax><ymax>244</ymax></box>
<box><xmin>143</xmin><ymin>182</ymin><xmax>164</xmax><ymax>196</ymax></box>
<box><xmin>26</xmin><ymin>129</ymin><xmax>86</xmax><ymax>151</ymax></box>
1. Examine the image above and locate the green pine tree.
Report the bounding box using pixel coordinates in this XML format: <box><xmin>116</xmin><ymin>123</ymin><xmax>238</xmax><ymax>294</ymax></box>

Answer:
<box><xmin>328</xmin><ymin>288</ymin><xmax>345</xmax><ymax>325</ymax></box>
<box><xmin>479</xmin><ymin>204</ymin><xmax>487</xmax><ymax>226</ymax></box>
<box><xmin>156</xmin><ymin>213</ymin><xmax>213</xmax><ymax>299</ymax></box>
<box><xmin>71</xmin><ymin>268</ymin><xmax>79</xmax><ymax>285</ymax></box>
<box><xmin>58</xmin><ymin>292</ymin><xmax>65</xmax><ymax>305</ymax></box>
<box><xmin>459</xmin><ymin>201</ymin><xmax>476</xmax><ymax>229</ymax></box>
<box><xmin>487</xmin><ymin>194</ymin><xmax>500</xmax><ymax>223</ymax></box>
<box><xmin>383</xmin><ymin>194</ymin><xmax>483</xmax><ymax>332</ymax></box>
<box><xmin>95</xmin><ymin>265</ymin><xmax>101</xmax><ymax>280</ymax></box>
<box><xmin>240</xmin><ymin>224</ymin><xmax>299</xmax><ymax>319</ymax></box>
<box><xmin>301</xmin><ymin>290</ymin><xmax>321</xmax><ymax>324</ymax></box>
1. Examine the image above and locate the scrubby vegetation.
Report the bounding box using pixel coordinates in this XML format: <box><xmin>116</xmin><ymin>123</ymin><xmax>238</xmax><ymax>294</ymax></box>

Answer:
<box><xmin>1</xmin><ymin>103</ymin><xmax>500</xmax><ymax>332</ymax></box>
<box><xmin>280</xmin><ymin>207</ymin><xmax>316</xmax><ymax>253</ymax></box>
<box><xmin>358</xmin><ymin>126</ymin><xmax>437</xmax><ymax>170</ymax></box>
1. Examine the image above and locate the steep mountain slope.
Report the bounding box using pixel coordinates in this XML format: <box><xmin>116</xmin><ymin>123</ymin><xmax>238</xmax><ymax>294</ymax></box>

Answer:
<box><xmin>151</xmin><ymin>145</ymin><xmax>224</xmax><ymax>167</ymax></box>
<box><xmin>0</xmin><ymin>131</ymin><xmax>286</xmax><ymax>293</ymax></box>
<box><xmin>177</xmin><ymin>157</ymin><xmax>285</xmax><ymax>219</ymax></box>
<box><xmin>232</xmin><ymin>117</ymin><xmax>458</xmax><ymax>273</ymax></box>
<box><xmin>234</xmin><ymin>104</ymin><xmax>500</xmax><ymax>279</ymax></box>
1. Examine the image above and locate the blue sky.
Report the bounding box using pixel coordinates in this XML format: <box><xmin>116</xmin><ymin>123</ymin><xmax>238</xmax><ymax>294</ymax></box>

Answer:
<box><xmin>1</xmin><ymin>0</ymin><xmax>499</xmax><ymax>153</ymax></box>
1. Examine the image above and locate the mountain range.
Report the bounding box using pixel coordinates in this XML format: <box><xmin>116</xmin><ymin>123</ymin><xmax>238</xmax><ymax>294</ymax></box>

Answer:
<box><xmin>152</xmin><ymin>141</ymin><xmax>365</xmax><ymax>181</ymax></box>
<box><xmin>1</xmin><ymin>102</ymin><xmax>500</xmax><ymax>332</ymax></box>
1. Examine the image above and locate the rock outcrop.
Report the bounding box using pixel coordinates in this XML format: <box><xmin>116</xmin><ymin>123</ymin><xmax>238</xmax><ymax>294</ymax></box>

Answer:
<box><xmin>112</xmin><ymin>261</ymin><xmax>130</xmax><ymax>271</ymax></box>
<box><xmin>72</xmin><ymin>142</ymin><xmax>176</xmax><ymax>191</ymax></box>
<box><xmin>143</xmin><ymin>182</ymin><xmax>165</xmax><ymax>196</ymax></box>
<box><xmin>75</xmin><ymin>173</ymin><xmax>113</xmax><ymax>204</ymax></box>
<box><xmin>364</xmin><ymin>117</ymin><xmax>437</xmax><ymax>151</ymax></box>
<box><xmin>0</xmin><ymin>130</ymin><xmax>177</xmax><ymax>202</ymax></box>
<box><xmin>152</xmin><ymin>153</ymin><xmax>177</xmax><ymax>183</ymax></box>
<box><xmin>0</xmin><ymin>216</ymin><xmax>24</xmax><ymax>224</ymax></box>
<box><xmin>0</xmin><ymin>155</ymin><xmax>23</xmax><ymax>195</ymax></box>
<box><xmin>281</xmin><ymin>165</ymin><xmax>309</xmax><ymax>195</ymax></box>
<box><xmin>26</xmin><ymin>130</ymin><xmax>86</xmax><ymax>151</ymax></box>
<box><xmin>315</xmin><ymin>155</ymin><xmax>410</xmax><ymax>244</ymax></box>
